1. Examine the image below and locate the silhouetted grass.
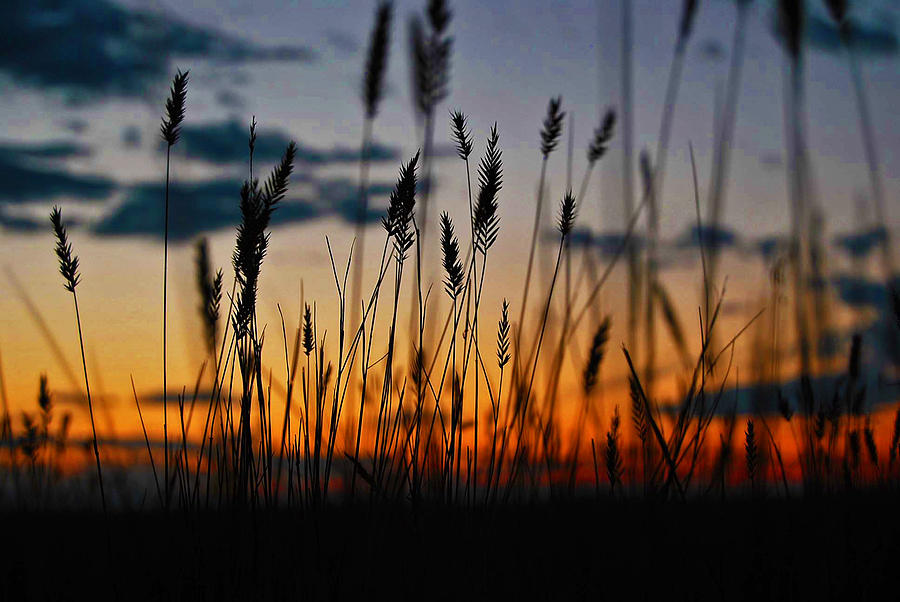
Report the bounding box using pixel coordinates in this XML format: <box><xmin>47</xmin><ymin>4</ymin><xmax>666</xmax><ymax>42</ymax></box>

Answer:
<box><xmin>3</xmin><ymin>1</ymin><xmax>900</xmax><ymax>599</ymax></box>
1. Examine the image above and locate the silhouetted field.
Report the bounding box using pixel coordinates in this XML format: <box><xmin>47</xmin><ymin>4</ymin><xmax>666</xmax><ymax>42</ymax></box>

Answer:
<box><xmin>3</xmin><ymin>0</ymin><xmax>900</xmax><ymax>599</ymax></box>
<box><xmin>3</xmin><ymin>494</ymin><xmax>900</xmax><ymax>600</ymax></box>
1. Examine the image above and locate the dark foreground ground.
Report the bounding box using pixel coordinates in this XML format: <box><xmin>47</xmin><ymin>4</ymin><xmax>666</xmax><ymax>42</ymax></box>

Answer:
<box><xmin>3</xmin><ymin>492</ymin><xmax>899</xmax><ymax>601</ymax></box>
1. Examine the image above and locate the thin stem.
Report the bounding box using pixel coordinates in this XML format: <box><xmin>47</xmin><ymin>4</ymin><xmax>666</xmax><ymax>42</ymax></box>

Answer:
<box><xmin>163</xmin><ymin>144</ymin><xmax>171</xmax><ymax>509</ymax></box>
<box><xmin>73</xmin><ymin>292</ymin><xmax>106</xmax><ymax>512</ymax></box>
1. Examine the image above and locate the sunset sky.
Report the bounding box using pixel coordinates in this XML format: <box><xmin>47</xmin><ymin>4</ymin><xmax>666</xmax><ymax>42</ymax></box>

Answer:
<box><xmin>2</xmin><ymin>0</ymin><xmax>899</xmax><ymax>444</ymax></box>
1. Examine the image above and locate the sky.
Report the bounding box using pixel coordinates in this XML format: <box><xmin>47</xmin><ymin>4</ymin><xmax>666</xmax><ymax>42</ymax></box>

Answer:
<box><xmin>1</xmin><ymin>0</ymin><xmax>900</xmax><ymax>442</ymax></box>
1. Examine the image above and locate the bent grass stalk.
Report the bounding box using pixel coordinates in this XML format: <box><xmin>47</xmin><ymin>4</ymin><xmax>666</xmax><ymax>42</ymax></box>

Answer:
<box><xmin>50</xmin><ymin>207</ymin><xmax>106</xmax><ymax>512</ymax></box>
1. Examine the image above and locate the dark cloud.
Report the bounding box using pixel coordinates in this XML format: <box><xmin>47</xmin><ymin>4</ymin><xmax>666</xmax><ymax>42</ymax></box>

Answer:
<box><xmin>557</xmin><ymin>226</ymin><xmax>645</xmax><ymax>257</ymax></box>
<box><xmin>0</xmin><ymin>210</ymin><xmax>45</xmax><ymax>233</ymax></box>
<box><xmin>0</xmin><ymin>0</ymin><xmax>315</xmax><ymax>100</ymax></box>
<box><xmin>92</xmin><ymin>175</ymin><xmax>394</xmax><ymax>240</ymax></box>
<box><xmin>679</xmin><ymin>368</ymin><xmax>896</xmax><ymax>417</ymax></box>
<box><xmin>3</xmin><ymin>141</ymin><xmax>92</xmax><ymax>160</ymax></box>
<box><xmin>805</xmin><ymin>14</ymin><xmax>898</xmax><ymax>56</ymax></box>
<box><xmin>93</xmin><ymin>178</ymin><xmax>274</xmax><ymax>241</ymax></box>
<box><xmin>121</xmin><ymin>126</ymin><xmax>142</xmax><ymax>149</ymax></box>
<box><xmin>755</xmin><ymin>235</ymin><xmax>789</xmax><ymax>263</ymax></box>
<box><xmin>0</xmin><ymin>143</ymin><xmax>114</xmax><ymax>205</ymax></box>
<box><xmin>325</xmin><ymin>30</ymin><xmax>359</xmax><ymax>55</ymax></box>
<box><xmin>174</xmin><ymin>119</ymin><xmax>401</xmax><ymax>166</ymax></box>
<box><xmin>698</xmin><ymin>38</ymin><xmax>725</xmax><ymax>62</ymax></box>
<box><xmin>320</xmin><ymin>179</ymin><xmax>394</xmax><ymax>226</ymax></box>
<box><xmin>62</xmin><ymin>118</ymin><xmax>89</xmax><ymax>135</ymax></box>
<box><xmin>675</xmin><ymin>224</ymin><xmax>739</xmax><ymax>251</ymax></box>
<box><xmin>770</xmin><ymin>10</ymin><xmax>898</xmax><ymax>57</ymax></box>
<box><xmin>834</xmin><ymin>227</ymin><xmax>887</xmax><ymax>260</ymax></box>
<box><xmin>832</xmin><ymin>274</ymin><xmax>890</xmax><ymax>310</ymax></box>
<box><xmin>215</xmin><ymin>89</ymin><xmax>246</xmax><ymax>109</ymax></box>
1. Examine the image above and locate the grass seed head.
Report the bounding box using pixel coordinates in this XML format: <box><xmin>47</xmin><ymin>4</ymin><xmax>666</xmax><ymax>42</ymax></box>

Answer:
<box><xmin>540</xmin><ymin>96</ymin><xmax>565</xmax><ymax>157</ymax></box>
<box><xmin>449</xmin><ymin>109</ymin><xmax>474</xmax><ymax>160</ymax></box>
<box><xmin>496</xmin><ymin>299</ymin><xmax>511</xmax><ymax>369</ymax></box>
<box><xmin>364</xmin><ymin>1</ymin><xmax>393</xmax><ymax>119</ymax></box>
<box><xmin>160</xmin><ymin>69</ymin><xmax>189</xmax><ymax>147</ymax></box>
<box><xmin>440</xmin><ymin>212</ymin><xmax>464</xmax><ymax>299</ymax></box>
<box><xmin>50</xmin><ymin>206</ymin><xmax>81</xmax><ymax>293</ymax></box>
<box><xmin>474</xmin><ymin>123</ymin><xmax>502</xmax><ymax>253</ymax></box>
<box><xmin>557</xmin><ymin>188</ymin><xmax>577</xmax><ymax>238</ymax></box>
<box><xmin>588</xmin><ymin>108</ymin><xmax>616</xmax><ymax>163</ymax></box>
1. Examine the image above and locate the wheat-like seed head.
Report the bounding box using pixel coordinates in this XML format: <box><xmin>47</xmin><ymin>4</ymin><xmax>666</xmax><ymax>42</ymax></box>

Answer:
<box><xmin>557</xmin><ymin>189</ymin><xmax>577</xmax><ymax>238</ymax></box>
<box><xmin>588</xmin><ymin>108</ymin><xmax>616</xmax><ymax>163</ymax></box>
<box><xmin>824</xmin><ymin>0</ymin><xmax>847</xmax><ymax>26</ymax></box>
<box><xmin>778</xmin><ymin>389</ymin><xmax>793</xmax><ymax>422</ymax></box>
<box><xmin>302</xmin><ymin>304</ymin><xmax>315</xmax><ymax>356</ymax></box>
<box><xmin>474</xmin><ymin>123</ymin><xmax>502</xmax><ymax>253</ymax></box>
<box><xmin>496</xmin><ymin>299</ymin><xmax>510</xmax><ymax>368</ymax></box>
<box><xmin>427</xmin><ymin>0</ymin><xmax>451</xmax><ymax>34</ymax></box>
<box><xmin>440</xmin><ymin>212</ymin><xmax>464</xmax><ymax>299</ymax></box>
<box><xmin>744</xmin><ymin>418</ymin><xmax>758</xmax><ymax>482</ymax></box>
<box><xmin>195</xmin><ymin>239</ymin><xmax>222</xmax><ymax>355</ymax></box>
<box><xmin>778</xmin><ymin>0</ymin><xmax>804</xmax><ymax>59</ymax></box>
<box><xmin>364</xmin><ymin>1</ymin><xmax>393</xmax><ymax>119</ymax></box>
<box><xmin>160</xmin><ymin>69</ymin><xmax>189</xmax><ymax>147</ymax></box>
<box><xmin>408</xmin><ymin>5</ymin><xmax>452</xmax><ymax>117</ymax></box>
<box><xmin>678</xmin><ymin>0</ymin><xmax>700</xmax><ymax>42</ymax></box>
<box><xmin>849</xmin><ymin>429</ymin><xmax>861</xmax><ymax>467</ymax></box>
<box><xmin>583</xmin><ymin>316</ymin><xmax>611</xmax><ymax>395</ymax></box>
<box><xmin>629</xmin><ymin>374</ymin><xmax>648</xmax><ymax>443</ymax></box>
<box><xmin>605</xmin><ymin>406</ymin><xmax>623</xmax><ymax>488</ymax></box>
<box><xmin>540</xmin><ymin>96</ymin><xmax>565</xmax><ymax>157</ymax></box>
<box><xmin>232</xmin><ymin>142</ymin><xmax>296</xmax><ymax>336</ymax></box>
<box><xmin>382</xmin><ymin>151</ymin><xmax>419</xmax><ymax>260</ymax></box>
<box><xmin>249</xmin><ymin>116</ymin><xmax>257</xmax><ymax>157</ymax></box>
<box><xmin>38</xmin><ymin>373</ymin><xmax>52</xmax><ymax>416</ymax></box>
<box><xmin>864</xmin><ymin>419</ymin><xmax>878</xmax><ymax>467</ymax></box>
<box><xmin>449</xmin><ymin>109</ymin><xmax>473</xmax><ymax>160</ymax></box>
<box><xmin>50</xmin><ymin>206</ymin><xmax>80</xmax><ymax>293</ymax></box>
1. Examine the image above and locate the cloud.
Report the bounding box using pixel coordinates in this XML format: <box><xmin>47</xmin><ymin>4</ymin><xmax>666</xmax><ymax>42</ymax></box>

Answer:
<box><xmin>2</xmin><ymin>141</ymin><xmax>92</xmax><ymax>160</ymax></box>
<box><xmin>0</xmin><ymin>210</ymin><xmax>45</xmax><ymax>233</ymax></box>
<box><xmin>62</xmin><ymin>118</ymin><xmax>89</xmax><ymax>135</ymax></box>
<box><xmin>215</xmin><ymin>89</ymin><xmax>245</xmax><ymax>109</ymax></box>
<box><xmin>121</xmin><ymin>126</ymin><xmax>142</xmax><ymax>149</ymax></box>
<box><xmin>93</xmin><ymin>178</ymin><xmax>275</xmax><ymax>241</ymax></box>
<box><xmin>674</xmin><ymin>224</ymin><xmax>739</xmax><ymax>251</ymax></box>
<box><xmin>698</xmin><ymin>38</ymin><xmax>725</xmax><ymax>62</ymax></box>
<box><xmin>832</xmin><ymin>274</ymin><xmax>890</xmax><ymax>310</ymax></box>
<box><xmin>0</xmin><ymin>142</ymin><xmax>114</xmax><ymax>205</ymax></box>
<box><xmin>325</xmin><ymin>30</ymin><xmax>359</xmax><ymax>55</ymax></box>
<box><xmin>0</xmin><ymin>0</ymin><xmax>315</xmax><ymax>100</ymax></box>
<box><xmin>92</xmin><ymin>175</ymin><xmax>395</xmax><ymax>240</ymax></box>
<box><xmin>557</xmin><ymin>226</ymin><xmax>645</xmax><ymax>257</ymax></box>
<box><xmin>678</xmin><ymin>368</ymin><xmax>897</xmax><ymax>417</ymax></box>
<box><xmin>805</xmin><ymin>14</ymin><xmax>899</xmax><ymax>56</ymax></box>
<box><xmin>319</xmin><ymin>179</ymin><xmax>394</xmax><ymax>225</ymax></box>
<box><xmin>769</xmin><ymin>10</ymin><xmax>898</xmax><ymax>57</ymax></box>
<box><xmin>754</xmin><ymin>235</ymin><xmax>789</xmax><ymax>263</ymax></box>
<box><xmin>833</xmin><ymin>227</ymin><xmax>887</xmax><ymax>260</ymax></box>
<box><xmin>174</xmin><ymin>119</ymin><xmax>402</xmax><ymax>167</ymax></box>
